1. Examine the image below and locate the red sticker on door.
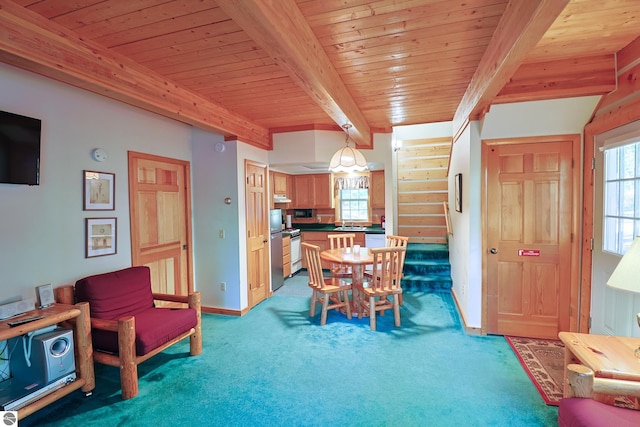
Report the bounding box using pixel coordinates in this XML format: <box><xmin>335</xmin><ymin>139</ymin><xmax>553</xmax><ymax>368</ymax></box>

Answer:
<box><xmin>518</xmin><ymin>249</ymin><xmax>540</xmax><ymax>256</ymax></box>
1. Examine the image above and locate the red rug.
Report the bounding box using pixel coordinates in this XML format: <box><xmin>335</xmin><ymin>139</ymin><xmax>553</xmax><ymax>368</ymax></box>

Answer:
<box><xmin>506</xmin><ymin>336</ymin><xmax>564</xmax><ymax>406</ymax></box>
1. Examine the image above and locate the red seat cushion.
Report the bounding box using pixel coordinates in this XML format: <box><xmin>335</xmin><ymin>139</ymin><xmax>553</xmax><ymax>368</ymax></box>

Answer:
<box><xmin>75</xmin><ymin>266</ymin><xmax>197</xmax><ymax>356</ymax></box>
<box><xmin>558</xmin><ymin>398</ymin><xmax>640</xmax><ymax>427</ymax></box>
<box><xmin>91</xmin><ymin>307</ymin><xmax>197</xmax><ymax>356</ymax></box>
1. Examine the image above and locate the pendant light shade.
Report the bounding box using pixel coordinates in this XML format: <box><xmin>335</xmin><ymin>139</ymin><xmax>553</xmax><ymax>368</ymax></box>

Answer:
<box><xmin>329</xmin><ymin>124</ymin><xmax>368</xmax><ymax>172</ymax></box>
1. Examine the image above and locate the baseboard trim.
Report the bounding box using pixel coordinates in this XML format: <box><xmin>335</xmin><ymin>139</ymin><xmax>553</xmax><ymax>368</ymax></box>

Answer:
<box><xmin>202</xmin><ymin>306</ymin><xmax>245</xmax><ymax>316</ymax></box>
<box><xmin>451</xmin><ymin>288</ymin><xmax>483</xmax><ymax>336</ymax></box>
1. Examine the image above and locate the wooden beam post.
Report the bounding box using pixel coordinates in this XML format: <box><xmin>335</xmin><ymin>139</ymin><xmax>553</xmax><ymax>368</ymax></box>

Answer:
<box><xmin>218</xmin><ymin>0</ymin><xmax>372</xmax><ymax>148</ymax></box>
<box><xmin>451</xmin><ymin>0</ymin><xmax>569</xmax><ymax>143</ymax></box>
<box><xmin>0</xmin><ymin>0</ymin><xmax>270</xmax><ymax>148</ymax></box>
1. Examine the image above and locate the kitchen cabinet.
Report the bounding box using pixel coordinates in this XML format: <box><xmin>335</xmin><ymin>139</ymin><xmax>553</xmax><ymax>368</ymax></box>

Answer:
<box><xmin>370</xmin><ymin>170</ymin><xmax>385</xmax><ymax>209</ymax></box>
<box><xmin>271</xmin><ymin>171</ymin><xmax>291</xmax><ymax>209</ymax></box>
<box><xmin>293</xmin><ymin>175</ymin><xmax>313</xmax><ymax>208</ymax></box>
<box><xmin>313</xmin><ymin>174</ymin><xmax>333</xmax><ymax>208</ymax></box>
<box><xmin>301</xmin><ymin>231</ymin><xmax>364</xmax><ymax>269</ymax></box>
<box><xmin>273</xmin><ymin>172</ymin><xmax>287</xmax><ymax>194</ymax></box>
<box><xmin>292</xmin><ymin>174</ymin><xmax>333</xmax><ymax>208</ymax></box>
<box><xmin>283</xmin><ymin>235</ymin><xmax>291</xmax><ymax>278</ymax></box>
<box><xmin>301</xmin><ymin>231</ymin><xmax>330</xmax><ymax>269</ymax></box>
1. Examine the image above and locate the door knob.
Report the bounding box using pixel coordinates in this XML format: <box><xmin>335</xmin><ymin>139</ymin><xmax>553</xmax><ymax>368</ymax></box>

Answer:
<box><xmin>490</xmin><ymin>248</ymin><xmax>498</xmax><ymax>254</ymax></box>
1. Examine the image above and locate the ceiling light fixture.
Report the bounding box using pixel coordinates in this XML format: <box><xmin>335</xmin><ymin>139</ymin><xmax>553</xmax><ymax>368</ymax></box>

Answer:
<box><xmin>328</xmin><ymin>124</ymin><xmax>368</xmax><ymax>173</ymax></box>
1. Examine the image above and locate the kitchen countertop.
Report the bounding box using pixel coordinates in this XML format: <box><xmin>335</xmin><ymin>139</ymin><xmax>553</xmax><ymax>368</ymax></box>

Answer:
<box><xmin>292</xmin><ymin>224</ymin><xmax>385</xmax><ymax>234</ymax></box>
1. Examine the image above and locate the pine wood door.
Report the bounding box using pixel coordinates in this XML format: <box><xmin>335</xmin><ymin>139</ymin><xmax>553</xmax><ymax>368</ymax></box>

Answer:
<box><xmin>246</xmin><ymin>160</ymin><xmax>269</xmax><ymax>308</ymax></box>
<box><xmin>129</xmin><ymin>151</ymin><xmax>192</xmax><ymax>298</ymax></box>
<box><xmin>485</xmin><ymin>137</ymin><xmax>575</xmax><ymax>339</ymax></box>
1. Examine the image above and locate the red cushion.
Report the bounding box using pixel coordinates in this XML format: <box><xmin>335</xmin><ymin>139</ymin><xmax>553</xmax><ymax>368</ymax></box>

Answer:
<box><xmin>75</xmin><ymin>266</ymin><xmax>155</xmax><ymax>320</ymax></box>
<box><xmin>558</xmin><ymin>398</ymin><xmax>640</xmax><ymax>427</ymax></box>
<box><xmin>92</xmin><ymin>307</ymin><xmax>197</xmax><ymax>356</ymax></box>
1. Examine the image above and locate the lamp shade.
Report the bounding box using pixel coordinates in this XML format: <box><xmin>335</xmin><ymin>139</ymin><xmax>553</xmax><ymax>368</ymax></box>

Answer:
<box><xmin>607</xmin><ymin>236</ymin><xmax>640</xmax><ymax>293</ymax></box>
<box><xmin>328</xmin><ymin>145</ymin><xmax>368</xmax><ymax>173</ymax></box>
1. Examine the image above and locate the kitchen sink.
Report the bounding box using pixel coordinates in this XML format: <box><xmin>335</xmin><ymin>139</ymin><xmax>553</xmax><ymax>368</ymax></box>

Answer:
<box><xmin>333</xmin><ymin>226</ymin><xmax>368</xmax><ymax>231</ymax></box>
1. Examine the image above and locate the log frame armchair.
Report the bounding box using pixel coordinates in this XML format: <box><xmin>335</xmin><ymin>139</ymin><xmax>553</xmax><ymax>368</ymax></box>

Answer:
<box><xmin>558</xmin><ymin>363</ymin><xmax>640</xmax><ymax>426</ymax></box>
<box><xmin>57</xmin><ymin>266</ymin><xmax>202</xmax><ymax>399</ymax></box>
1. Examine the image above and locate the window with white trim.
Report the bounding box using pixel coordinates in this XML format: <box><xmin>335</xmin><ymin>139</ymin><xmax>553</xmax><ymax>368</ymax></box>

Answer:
<box><xmin>603</xmin><ymin>140</ymin><xmax>640</xmax><ymax>254</ymax></box>
<box><xmin>339</xmin><ymin>188</ymin><xmax>368</xmax><ymax>221</ymax></box>
<box><xmin>334</xmin><ymin>175</ymin><xmax>369</xmax><ymax>222</ymax></box>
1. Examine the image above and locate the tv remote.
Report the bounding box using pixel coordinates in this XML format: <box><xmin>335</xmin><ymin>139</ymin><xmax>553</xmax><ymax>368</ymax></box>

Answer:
<box><xmin>7</xmin><ymin>315</ymin><xmax>45</xmax><ymax>327</ymax></box>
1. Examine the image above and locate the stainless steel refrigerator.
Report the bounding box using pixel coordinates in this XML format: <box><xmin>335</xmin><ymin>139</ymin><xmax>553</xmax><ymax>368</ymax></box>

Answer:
<box><xmin>269</xmin><ymin>209</ymin><xmax>284</xmax><ymax>291</ymax></box>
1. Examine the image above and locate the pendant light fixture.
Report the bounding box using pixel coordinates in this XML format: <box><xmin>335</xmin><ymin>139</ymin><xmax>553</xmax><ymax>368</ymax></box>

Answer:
<box><xmin>328</xmin><ymin>124</ymin><xmax>368</xmax><ymax>173</ymax></box>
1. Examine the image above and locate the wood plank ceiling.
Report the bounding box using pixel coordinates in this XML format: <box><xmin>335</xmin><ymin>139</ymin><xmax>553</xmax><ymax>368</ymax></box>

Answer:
<box><xmin>1</xmin><ymin>0</ymin><xmax>640</xmax><ymax>149</ymax></box>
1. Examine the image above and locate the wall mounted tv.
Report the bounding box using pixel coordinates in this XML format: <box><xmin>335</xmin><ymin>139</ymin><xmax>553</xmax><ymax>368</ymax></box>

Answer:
<box><xmin>0</xmin><ymin>110</ymin><xmax>41</xmax><ymax>185</ymax></box>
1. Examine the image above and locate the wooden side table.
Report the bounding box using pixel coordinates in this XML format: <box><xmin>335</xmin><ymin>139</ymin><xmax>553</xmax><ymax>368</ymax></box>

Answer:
<box><xmin>559</xmin><ymin>332</ymin><xmax>640</xmax><ymax>404</ymax></box>
<box><xmin>0</xmin><ymin>302</ymin><xmax>95</xmax><ymax>419</ymax></box>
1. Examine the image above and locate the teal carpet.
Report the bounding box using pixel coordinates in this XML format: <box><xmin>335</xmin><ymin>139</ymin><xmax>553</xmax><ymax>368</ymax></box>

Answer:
<box><xmin>22</xmin><ymin>273</ymin><xmax>558</xmax><ymax>426</ymax></box>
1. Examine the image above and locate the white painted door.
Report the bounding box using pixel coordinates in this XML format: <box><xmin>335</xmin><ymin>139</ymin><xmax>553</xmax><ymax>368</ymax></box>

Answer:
<box><xmin>591</xmin><ymin>120</ymin><xmax>640</xmax><ymax>337</ymax></box>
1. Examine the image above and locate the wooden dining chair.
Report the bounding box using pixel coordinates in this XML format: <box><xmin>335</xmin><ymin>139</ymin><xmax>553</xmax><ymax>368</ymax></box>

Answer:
<box><xmin>327</xmin><ymin>233</ymin><xmax>355</xmax><ymax>279</ymax></box>
<box><xmin>302</xmin><ymin>242</ymin><xmax>352</xmax><ymax>325</ymax></box>
<box><xmin>386</xmin><ymin>234</ymin><xmax>410</xmax><ymax>249</ymax></box>
<box><xmin>355</xmin><ymin>246</ymin><xmax>407</xmax><ymax>331</ymax></box>
<box><xmin>365</xmin><ymin>234</ymin><xmax>409</xmax><ymax>305</ymax></box>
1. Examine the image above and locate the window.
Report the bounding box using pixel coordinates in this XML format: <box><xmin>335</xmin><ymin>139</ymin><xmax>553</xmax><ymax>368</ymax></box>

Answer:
<box><xmin>339</xmin><ymin>188</ymin><xmax>368</xmax><ymax>221</ymax></box>
<box><xmin>603</xmin><ymin>140</ymin><xmax>640</xmax><ymax>254</ymax></box>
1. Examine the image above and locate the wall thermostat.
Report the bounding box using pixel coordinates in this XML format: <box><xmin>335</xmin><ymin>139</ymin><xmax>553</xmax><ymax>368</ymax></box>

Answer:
<box><xmin>91</xmin><ymin>148</ymin><xmax>108</xmax><ymax>162</ymax></box>
<box><xmin>214</xmin><ymin>142</ymin><xmax>225</xmax><ymax>153</ymax></box>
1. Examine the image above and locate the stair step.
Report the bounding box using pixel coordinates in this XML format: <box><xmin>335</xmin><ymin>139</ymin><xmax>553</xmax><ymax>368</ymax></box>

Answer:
<box><xmin>405</xmin><ymin>243</ymin><xmax>449</xmax><ymax>260</ymax></box>
<box><xmin>402</xmin><ymin>274</ymin><xmax>452</xmax><ymax>292</ymax></box>
<box><xmin>404</xmin><ymin>259</ymin><xmax>451</xmax><ymax>275</ymax></box>
<box><xmin>402</xmin><ymin>242</ymin><xmax>452</xmax><ymax>292</ymax></box>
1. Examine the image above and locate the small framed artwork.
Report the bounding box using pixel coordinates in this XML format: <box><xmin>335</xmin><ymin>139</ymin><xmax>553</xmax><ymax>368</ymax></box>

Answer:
<box><xmin>455</xmin><ymin>173</ymin><xmax>462</xmax><ymax>213</ymax></box>
<box><xmin>86</xmin><ymin>217</ymin><xmax>117</xmax><ymax>258</ymax></box>
<box><xmin>83</xmin><ymin>170</ymin><xmax>115</xmax><ymax>210</ymax></box>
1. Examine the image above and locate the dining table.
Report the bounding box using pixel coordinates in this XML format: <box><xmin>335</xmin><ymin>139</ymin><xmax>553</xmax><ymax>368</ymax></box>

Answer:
<box><xmin>320</xmin><ymin>246</ymin><xmax>374</xmax><ymax>315</ymax></box>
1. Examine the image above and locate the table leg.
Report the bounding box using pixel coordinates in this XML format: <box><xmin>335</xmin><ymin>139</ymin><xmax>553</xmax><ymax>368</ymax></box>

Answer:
<box><xmin>351</xmin><ymin>265</ymin><xmax>367</xmax><ymax>317</ymax></box>
<box><xmin>563</xmin><ymin>345</ymin><xmax>573</xmax><ymax>397</ymax></box>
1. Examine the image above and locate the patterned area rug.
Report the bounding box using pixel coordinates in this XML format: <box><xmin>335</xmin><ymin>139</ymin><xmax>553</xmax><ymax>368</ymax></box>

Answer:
<box><xmin>506</xmin><ymin>336</ymin><xmax>564</xmax><ymax>406</ymax></box>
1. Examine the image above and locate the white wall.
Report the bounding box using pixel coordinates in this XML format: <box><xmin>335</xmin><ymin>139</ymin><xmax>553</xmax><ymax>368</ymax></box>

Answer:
<box><xmin>191</xmin><ymin>134</ymin><xmax>269</xmax><ymax>310</ymax></box>
<box><xmin>448</xmin><ymin>122</ymin><xmax>483</xmax><ymax>329</ymax></box>
<box><xmin>0</xmin><ymin>63</ymin><xmax>193</xmax><ymax>304</ymax></box>
<box><xmin>0</xmin><ymin>62</ymin><xmax>275</xmax><ymax>312</ymax></box>
<box><xmin>192</xmin><ymin>133</ymin><xmax>242</xmax><ymax>309</ymax></box>
<box><xmin>270</xmin><ymin>129</ymin><xmax>390</xmax><ymax>171</ymax></box>
<box><xmin>481</xmin><ymin>97</ymin><xmax>600</xmax><ymax>139</ymax></box>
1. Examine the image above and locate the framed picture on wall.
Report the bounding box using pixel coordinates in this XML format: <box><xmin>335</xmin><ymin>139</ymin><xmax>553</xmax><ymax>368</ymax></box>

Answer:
<box><xmin>455</xmin><ymin>173</ymin><xmax>462</xmax><ymax>213</ymax></box>
<box><xmin>83</xmin><ymin>170</ymin><xmax>115</xmax><ymax>210</ymax></box>
<box><xmin>86</xmin><ymin>217</ymin><xmax>117</xmax><ymax>258</ymax></box>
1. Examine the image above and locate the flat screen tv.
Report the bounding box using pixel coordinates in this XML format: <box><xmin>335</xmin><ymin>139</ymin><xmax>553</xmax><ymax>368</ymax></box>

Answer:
<box><xmin>0</xmin><ymin>110</ymin><xmax>41</xmax><ymax>185</ymax></box>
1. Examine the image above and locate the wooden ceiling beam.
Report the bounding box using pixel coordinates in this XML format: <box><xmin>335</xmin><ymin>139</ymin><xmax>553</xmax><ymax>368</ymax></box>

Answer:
<box><xmin>495</xmin><ymin>54</ymin><xmax>616</xmax><ymax>104</ymax></box>
<box><xmin>217</xmin><ymin>0</ymin><xmax>372</xmax><ymax>148</ymax></box>
<box><xmin>0</xmin><ymin>0</ymin><xmax>270</xmax><ymax>149</ymax></box>
<box><xmin>452</xmin><ymin>0</ymin><xmax>570</xmax><ymax>143</ymax></box>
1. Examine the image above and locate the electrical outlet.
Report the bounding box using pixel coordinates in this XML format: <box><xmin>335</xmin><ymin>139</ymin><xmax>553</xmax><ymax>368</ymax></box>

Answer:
<box><xmin>220</xmin><ymin>282</ymin><xmax>226</xmax><ymax>291</ymax></box>
<box><xmin>219</xmin><ymin>229</ymin><xmax>225</xmax><ymax>239</ymax></box>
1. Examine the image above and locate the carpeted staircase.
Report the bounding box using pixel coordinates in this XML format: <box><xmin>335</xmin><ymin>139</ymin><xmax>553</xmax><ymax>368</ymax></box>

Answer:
<box><xmin>402</xmin><ymin>243</ymin><xmax>452</xmax><ymax>292</ymax></box>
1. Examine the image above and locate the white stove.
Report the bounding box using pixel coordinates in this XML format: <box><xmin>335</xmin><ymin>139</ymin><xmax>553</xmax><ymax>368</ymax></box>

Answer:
<box><xmin>283</xmin><ymin>228</ymin><xmax>300</xmax><ymax>237</ymax></box>
<box><xmin>284</xmin><ymin>229</ymin><xmax>302</xmax><ymax>275</ymax></box>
